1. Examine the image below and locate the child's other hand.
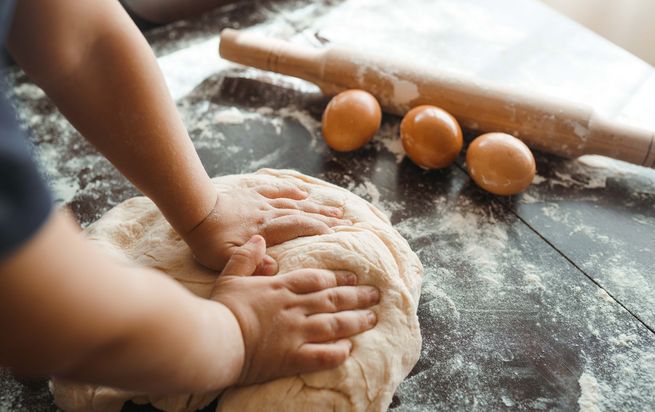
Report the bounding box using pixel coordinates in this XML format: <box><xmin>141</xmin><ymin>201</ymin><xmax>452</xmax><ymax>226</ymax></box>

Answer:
<box><xmin>184</xmin><ymin>184</ymin><xmax>350</xmax><ymax>273</ymax></box>
<box><xmin>211</xmin><ymin>236</ymin><xmax>379</xmax><ymax>385</ymax></box>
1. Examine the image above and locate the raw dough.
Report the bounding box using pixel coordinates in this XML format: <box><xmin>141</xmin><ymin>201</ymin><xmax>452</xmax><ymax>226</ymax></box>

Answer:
<box><xmin>51</xmin><ymin>169</ymin><xmax>423</xmax><ymax>412</ymax></box>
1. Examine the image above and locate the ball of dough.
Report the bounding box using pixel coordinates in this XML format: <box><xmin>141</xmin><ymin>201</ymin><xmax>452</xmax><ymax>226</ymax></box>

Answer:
<box><xmin>466</xmin><ymin>133</ymin><xmax>536</xmax><ymax>195</ymax></box>
<box><xmin>400</xmin><ymin>105</ymin><xmax>463</xmax><ymax>169</ymax></box>
<box><xmin>322</xmin><ymin>89</ymin><xmax>382</xmax><ymax>152</ymax></box>
<box><xmin>50</xmin><ymin>169</ymin><xmax>423</xmax><ymax>412</ymax></box>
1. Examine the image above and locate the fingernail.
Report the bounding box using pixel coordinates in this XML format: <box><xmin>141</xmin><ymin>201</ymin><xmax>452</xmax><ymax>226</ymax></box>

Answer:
<box><xmin>263</xmin><ymin>255</ymin><xmax>276</xmax><ymax>265</ymax></box>
<box><xmin>367</xmin><ymin>311</ymin><xmax>377</xmax><ymax>325</ymax></box>
<box><xmin>346</xmin><ymin>340</ymin><xmax>353</xmax><ymax>351</ymax></box>
<box><xmin>330</xmin><ymin>208</ymin><xmax>344</xmax><ymax>217</ymax></box>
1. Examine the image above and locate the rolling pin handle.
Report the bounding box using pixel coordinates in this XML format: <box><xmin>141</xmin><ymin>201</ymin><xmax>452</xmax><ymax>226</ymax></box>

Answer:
<box><xmin>219</xmin><ymin>28</ymin><xmax>324</xmax><ymax>82</ymax></box>
<box><xmin>587</xmin><ymin>115</ymin><xmax>655</xmax><ymax>168</ymax></box>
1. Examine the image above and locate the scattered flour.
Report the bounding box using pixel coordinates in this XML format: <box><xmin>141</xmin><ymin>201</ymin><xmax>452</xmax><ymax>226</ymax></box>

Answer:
<box><xmin>347</xmin><ymin>178</ymin><xmax>403</xmax><ymax>218</ymax></box>
<box><xmin>518</xmin><ymin>192</ymin><xmax>539</xmax><ymax>204</ymax></box>
<box><xmin>579</xmin><ymin>155</ymin><xmax>655</xmax><ymax>180</ymax></box>
<box><xmin>395</xmin><ymin>205</ymin><xmax>511</xmax><ymax>285</ymax></box>
<box><xmin>532</xmin><ymin>174</ymin><xmax>547</xmax><ymax>185</ymax></box>
<box><xmin>501</xmin><ymin>394</ymin><xmax>516</xmax><ymax>407</ymax></box>
<box><xmin>351</xmin><ymin>179</ymin><xmax>381</xmax><ymax>206</ymax></box>
<box><xmin>246</xmin><ymin>148</ymin><xmax>285</xmax><ymax>171</ymax></box>
<box><xmin>551</xmin><ymin>171</ymin><xmax>606</xmax><ymax>189</ymax></box>
<box><xmin>523</xmin><ymin>263</ymin><xmax>545</xmax><ymax>290</ymax></box>
<box><xmin>609</xmin><ymin>334</ymin><xmax>638</xmax><ymax>348</ymax></box>
<box><xmin>276</xmin><ymin>107</ymin><xmax>322</xmax><ymax>134</ymax></box>
<box><xmin>596</xmin><ymin>288</ymin><xmax>616</xmax><ymax>304</ymax></box>
<box><xmin>375</xmin><ymin>123</ymin><xmax>405</xmax><ymax>163</ymax></box>
<box><xmin>575</xmin><ymin>330</ymin><xmax>655</xmax><ymax>411</ymax></box>
<box><xmin>11</xmin><ymin>82</ymin><xmax>46</xmax><ymax>100</ymax></box>
<box><xmin>49</xmin><ymin>176</ymin><xmax>81</xmax><ymax>204</ymax></box>
<box><xmin>578</xmin><ymin>373</ymin><xmax>604</xmax><ymax>412</ymax></box>
<box><xmin>438</xmin><ymin>211</ymin><xmax>508</xmax><ymax>279</ymax></box>
<box><xmin>213</xmin><ymin>107</ymin><xmax>247</xmax><ymax>124</ymax></box>
<box><xmin>158</xmin><ymin>36</ymin><xmax>232</xmax><ymax>100</ymax></box>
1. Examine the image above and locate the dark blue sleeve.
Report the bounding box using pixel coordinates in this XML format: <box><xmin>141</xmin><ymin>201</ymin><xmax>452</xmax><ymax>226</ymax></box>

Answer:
<box><xmin>0</xmin><ymin>90</ymin><xmax>53</xmax><ymax>259</ymax></box>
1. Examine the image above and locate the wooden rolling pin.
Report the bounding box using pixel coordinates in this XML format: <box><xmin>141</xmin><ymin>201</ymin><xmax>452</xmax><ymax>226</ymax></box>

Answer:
<box><xmin>219</xmin><ymin>28</ymin><xmax>655</xmax><ymax>168</ymax></box>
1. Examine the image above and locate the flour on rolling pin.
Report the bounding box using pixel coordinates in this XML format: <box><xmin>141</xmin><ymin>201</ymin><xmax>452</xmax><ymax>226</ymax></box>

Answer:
<box><xmin>354</xmin><ymin>64</ymin><xmax>420</xmax><ymax>109</ymax></box>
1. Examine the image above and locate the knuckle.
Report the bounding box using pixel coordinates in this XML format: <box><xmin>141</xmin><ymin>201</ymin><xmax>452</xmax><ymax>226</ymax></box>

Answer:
<box><xmin>289</xmin><ymin>215</ymin><xmax>307</xmax><ymax>226</ymax></box>
<box><xmin>272</xmin><ymin>277</ymin><xmax>287</xmax><ymax>290</ymax></box>
<box><xmin>357</xmin><ymin>289</ymin><xmax>369</xmax><ymax>304</ymax></box>
<box><xmin>304</xmin><ymin>203</ymin><xmax>319</xmax><ymax>213</ymax></box>
<box><xmin>326</xmin><ymin>289</ymin><xmax>340</xmax><ymax>308</ymax></box>
<box><xmin>326</xmin><ymin>316</ymin><xmax>344</xmax><ymax>336</ymax></box>
<box><xmin>315</xmin><ymin>350</ymin><xmax>341</xmax><ymax>367</ymax></box>
<box><xmin>232</xmin><ymin>247</ymin><xmax>255</xmax><ymax>261</ymax></box>
<box><xmin>359</xmin><ymin>287</ymin><xmax>377</xmax><ymax>304</ymax></box>
<box><xmin>284</xmin><ymin>276</ymin><xmax>301</xmax><ymax>291</ymax></box>
<box><xmin>303</xmin><ymin>271</ymin><xmax>325</xmax><ymax>289</ymax></box>
<box><xmin>338</xmin><ymin>271</ymin><xmax>357</xmax><ymax>286</ymax></box>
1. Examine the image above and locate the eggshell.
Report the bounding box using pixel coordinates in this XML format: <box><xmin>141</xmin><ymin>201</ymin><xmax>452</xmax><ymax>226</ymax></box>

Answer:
<box><xmin>400</xmin><ymin>105</ymin><xmax>463</xmax><ymax>169</ymax></box>
<box><xmin>322</xmin><ymin>90</ymin><xmax>382</xmax><ymax>152</ymax></box>
<box><xmin>466</xmin><ymin>132</ymin><xmax>536</xmax><ymax>195</ymax></box>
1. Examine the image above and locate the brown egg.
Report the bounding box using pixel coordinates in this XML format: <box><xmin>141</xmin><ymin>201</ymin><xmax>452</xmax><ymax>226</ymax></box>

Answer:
<box><xmin>400</xmin><ymin>105</ymin><xmax>463</xmax><ymax>169</ymax></box>
<box><xmin>466</xmin><ymin>133</ymin><xmax>536</xmax><ymax>195</ymax></box>
<box><xmin>322</xmin><ymin>90</ymin><xmax>382</xmax><ymax>152</ymax></box>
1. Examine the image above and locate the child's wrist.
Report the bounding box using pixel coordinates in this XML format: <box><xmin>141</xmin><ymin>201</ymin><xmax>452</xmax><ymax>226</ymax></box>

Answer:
<box><xmin>197</xmin><ymin>299</ymin><xmax>245</xmax><ymax>390</ymax></box>
<box><xmin>156</xmin><ymin>179</ymin><xmax>218</xmax><ymax>238</ymax></box>
<box><xmin>181</xmin><ymin>188</ymin><xmax>220</xmax><ymax>240</ymax></box>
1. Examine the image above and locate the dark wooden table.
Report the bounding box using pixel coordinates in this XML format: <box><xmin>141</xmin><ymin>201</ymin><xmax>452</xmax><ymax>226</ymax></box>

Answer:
<box><xmin>2</xmin><ymin>1</ymin><xmax>654</xmax><ymax>410</ymax></box>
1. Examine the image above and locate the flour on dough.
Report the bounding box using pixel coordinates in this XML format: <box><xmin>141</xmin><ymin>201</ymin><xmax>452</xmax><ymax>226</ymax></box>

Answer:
<box><xmin>51</xmin><ymin>169</ymin><xmax>423</xmax><ymax>412</ymax></box>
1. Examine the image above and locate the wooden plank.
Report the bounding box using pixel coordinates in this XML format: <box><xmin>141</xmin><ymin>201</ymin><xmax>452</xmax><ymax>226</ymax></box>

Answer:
<box><xmin>503</xmin><ymin>153</ymin><xmax>655</xmax><ymax>330</ymax></box>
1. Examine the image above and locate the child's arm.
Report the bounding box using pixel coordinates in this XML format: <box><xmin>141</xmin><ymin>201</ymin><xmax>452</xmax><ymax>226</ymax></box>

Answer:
<box><xmin>6</xmin><ymin>0</ymin><xmax>348</xmax><ymax>272</ymax></box>
<box><xmin>0</xmin><ymin>211</ymin><xmax>378</xmax><ymax>393</ymax></box>
<box><xmin>0</xmin><ymin>211</ymin><xmax>244</xmax><ymax>393</ymax></box>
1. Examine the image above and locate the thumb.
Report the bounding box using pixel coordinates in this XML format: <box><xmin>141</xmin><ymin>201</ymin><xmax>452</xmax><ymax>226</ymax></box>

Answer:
<box><xmin>220</xmin><ymin>235</ymin><xmax>267</xmax><ymax>277</ymax></box>
<box><xmin>254</xmin><ymin>254</ymin><xmax>279</xmax><ymax>276</ymax></box>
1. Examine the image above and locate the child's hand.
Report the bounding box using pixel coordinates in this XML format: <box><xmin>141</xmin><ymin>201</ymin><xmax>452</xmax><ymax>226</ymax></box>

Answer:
<box><xmin>211</xmin><ymin>236</ymin><xmax>379</xmax><ymax>385</ymax></box>
<box><xmin>184</xmin><ymin>184</ymin><xmax>351</xmax><ymax>273</ymax></box>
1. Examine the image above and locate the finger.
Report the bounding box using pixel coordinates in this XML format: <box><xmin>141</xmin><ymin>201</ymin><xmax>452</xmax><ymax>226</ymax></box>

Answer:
<box><xmin>220</xmin><ymin>235</ymin><xmax>267</xmax><ymax>277</ymax></box>
<box><xmin>282</xmin><ymin>270</ymin><xmax>357</xmax><ymax>294</ymax></box>
<box><xmin>260</xmin><ymin>215</ymin><xmax>331</xmax><ymax>246</ymax></box>
<box><xmin>293</xmin><ymin>339</ymin><xmax>352</xmax><ymax>373</ymax></box>
<box><xmin>301</xmin><ymin>286</ymin><xmax>380</xmax><ymax>315</ymax></box>
<box><xmin>268</xmin><ymin>198</ymin><xmax>343</xmax><ymax>218</ymax></box>
<box><xmin>255</xmin><ymin>183</ymin><xmax>307</xmax><ymax>200</ymax></box>
<box><xmin>271</xmin><ymin>209</ymin><xmax>352</xmax><ymax>227</ymax></box>
<box><xmin>253</xmin><ymin>255</ymin><xmax>279</xmax><ymax>276</ymax></box>
<box><xmin>304</xmin><ymin>310</ymin><xmax>377</xmax><ymax>342</ymax></box>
